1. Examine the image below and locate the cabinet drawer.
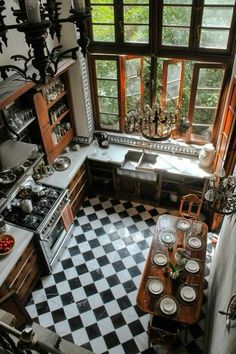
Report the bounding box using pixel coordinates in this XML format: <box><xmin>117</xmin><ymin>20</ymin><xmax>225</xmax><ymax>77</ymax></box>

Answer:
<box><xmin>6</xmin><ymin>249</ymin><xmax>38</xmax><ymax>291</ymax></box>
<box><xmin>5</xmin><ymin>240</ymin><xmax>35</xmax><ymax>286</ymax></box>
<box><xmin>68</xmin><ymin>163</ymin><xmax>87</xmax><ymax>195</ymax></box>
<box><xmin>16</xmin><ymin>255</ymin><xmax>40</xmax><ymax>303</ymax></box>
<box><xmin>69</xmin><ymin>171</ymin><xmax>87</xmax><ymax>202</ymax></box>
<box><xmin>71</xmin><ymin>181</ymin><xmax>88</xmax><ymax>216</ymax></box>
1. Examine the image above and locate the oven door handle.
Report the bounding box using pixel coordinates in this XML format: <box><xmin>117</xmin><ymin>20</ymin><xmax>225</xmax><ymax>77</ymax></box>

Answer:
<box><xmin>41</xmin><ymin>202</ymin><xmax>71</xmax><ymax>241</ymax></box>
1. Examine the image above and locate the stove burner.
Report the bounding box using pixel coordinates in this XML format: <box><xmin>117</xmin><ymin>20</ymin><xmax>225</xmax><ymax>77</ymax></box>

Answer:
<box><xmin>46</xmin><ymin>190</ymin><xmax>59</xmax><ymax>199</ymax></box>
<box><xmin>0</xmin><ymin>171</ymin><xmax>17</xmax><ymax>185</ymax></box>
<box><xmin>23</xmin><ymin>160</ymin><xmax>32</xmax><ymax>168</ymax></box>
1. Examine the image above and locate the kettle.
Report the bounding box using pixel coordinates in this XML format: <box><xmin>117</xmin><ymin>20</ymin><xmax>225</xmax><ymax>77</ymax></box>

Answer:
<box><xmin>94</xmin><ymin>132</ymin><xmax>109</xmax><ymax>149</ymax></box>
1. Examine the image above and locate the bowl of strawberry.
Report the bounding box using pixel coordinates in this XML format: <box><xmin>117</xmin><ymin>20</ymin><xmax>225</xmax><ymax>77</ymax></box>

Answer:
<box><xmin>0</xmin><ymin>235</ymin><xmax>15</xmax><ymax>255</ymax></box>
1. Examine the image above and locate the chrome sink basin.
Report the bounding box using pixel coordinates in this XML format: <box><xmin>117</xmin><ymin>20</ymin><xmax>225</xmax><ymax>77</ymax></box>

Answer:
<box><xmin>117</xmin><ymin>150</ymin><xmax>158</xmax><ymax>181</ymax></box>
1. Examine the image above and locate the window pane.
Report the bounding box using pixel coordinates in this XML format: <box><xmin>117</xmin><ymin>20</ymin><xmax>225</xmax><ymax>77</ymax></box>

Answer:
<box><xmin>167</xmin><ymin>81</ymin><xmax>179</xmax><ymax>99</ymax></box>
<box><xmin>100</xmin><ymin>114</ymin><xmax>119</xmax><ymax>130</ymax></box>
<box><xmin>163</xmin><ymin>6</ymin><xmax>192</xmax><ymax>26</ymax></box>
<box><xmin>167</xmin><ymin>63</ymin><xmax>181</xmax><ymax>81</ymax></box>
<box><xmin>164</xmin><ymin>0</ymin><xmax>192</xmax><ymax>3</ymax></box>
<box><xmin>126</xmin><ymin>58</ymin><xmax>141</xmax><ymax>77</ymax></box>
<box><xmin>124</xmin><ymin>25</ymin><xmax>149</xmax><ymax>43</ymax></box>
<box><xmin>97</xmin><ymin>80</ymin><xmax>118</xmax><ymax>97</ymax></box>
<box><xmin>96</xmin><ymin>60</ymin><xmax>117</xmax><ymax>79</ymax></box>
<box><xmin>195</xmin><ymin>89</ymin><xmax>220</xmax><ymax>107</ymax></box>
<box><xmin>92</xmin><ymin>6</ymin><xmax>114</xmax><ymax>23</ymax></box>
<box><xmin>124</xmin><ymin>0</ymin><xmax>149</xmax><ymax>3</ymax></box>
<box><xmin>192</xmin><ymin>67</ymin><xmax>224</xmax><ymax>142</ymax></box>
<box><xmin>124</xmin><ymin>5</ymin><xmax>149</xmax><ymax>23</ymax></box>
<box><xmin>204</xmin><ymin>0</ymin><xmax>234</xmax><ymax>4</ymax></box>
<box><xmin>198</xmin><ymin>68</ymin><xmax>224</xmax><ymax>87</ymax></box>
<box><xmin>127</xmin><ymin>95</ymin><xmax>141</xmax><ymax>112</ymax></box>
<box><xmin>202</xmin><ymin>7</ymin><xmax>234</xmax><ymax>28</ymax></box>
<box><xmin>193</xmin><ymin>108</ymin><xmax>216</xmax><ymax>124</ymax></box>
<box><xmin>162</xmin><ymin>27</ymin><xmax>190</xmax><ymax>46</ymax></box>
<box><xmin>200</xmin><ymin>29</ymin><xmax>229</xmax><ymax>49</ymax></box>
<box><xmin>99</xmin><ymin>97</ymin><xmax>118</xmax><ymax>114</ymax></box>
<box><xmin>93</xmin><ymin>25</ymin><xmax>115</xmax><ymax>42</ymax></box>
<box><xmin>91</xmin><ymin>0</ymin><xmax>113</xmax><ymax>3</ymax></box>
<box><xmin>127</xmin><ymin>78</ymin><xmax>141</xmax><ymax>95</ymax></box>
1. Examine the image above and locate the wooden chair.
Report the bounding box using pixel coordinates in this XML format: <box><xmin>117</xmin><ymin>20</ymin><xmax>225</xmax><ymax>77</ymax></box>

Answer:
<box><xmin>178</xmin><ymin>194</ymin><xmax>203</xmax><ymax>220</ymax></box>
<box><xmin>148</xmin><ymin>315</ymin><xmax>181</xmax><ymax>353</ymax></box>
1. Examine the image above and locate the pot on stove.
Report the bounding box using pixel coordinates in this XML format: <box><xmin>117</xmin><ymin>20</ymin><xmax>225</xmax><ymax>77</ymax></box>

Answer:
<box><xmin>20</xmin><ymin>199</ymin><xmax>33</xmax><ymax>214</ymax></box>
<box><xmin>32</xmin><ymin>184</ymin><xmax>46</xmax><ymax>197</ymax></box>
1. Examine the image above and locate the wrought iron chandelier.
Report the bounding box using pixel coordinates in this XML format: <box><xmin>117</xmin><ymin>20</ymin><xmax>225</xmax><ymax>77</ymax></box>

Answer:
<box><xmin>205</xmin><ymin>168</ymin><xmax>236</xmax><ymax>215</ymax></box>
<box><xmin>125</xmin><ymin>103</ymin><xmax>190</xmax><ymax>141</ymax></box>
<box><xmin>0</xmin><ymin>0</ymin><xmax>91</xmax><ymax>84</ymax></box>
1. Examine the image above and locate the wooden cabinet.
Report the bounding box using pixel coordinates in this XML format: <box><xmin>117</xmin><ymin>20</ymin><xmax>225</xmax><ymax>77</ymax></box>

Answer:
<box><xmin>116</xmin><ymin>175</ymin><xmax>160</xmax><ymax>205</ymax></box>
<box><xmin>160</xmin><ymin>172</ymin><xmax>209</xmax><ymax>207</ymax></box>
<box><xmin>68</xmin><ymin>163</ymin><xmax>88</xmax><ymax>217</ymax></box>
<box><xmin>0</xmin><ymin>239</ymin><xmax>41</xmax><ymax>304</ymax></box>
<box><xmin>33</xmin><ymin>59</ymin><xmax>75</xmax><ymax>163</ymax></box>
<box><xmin>87</xmin><ymin>160</ymin><xmax>116</xmax><ymax>195</ymax></box>
<box><xmin>0</xmin><ymin>238</ymin><xmax>41</xmax><ymax>327</ymax></box>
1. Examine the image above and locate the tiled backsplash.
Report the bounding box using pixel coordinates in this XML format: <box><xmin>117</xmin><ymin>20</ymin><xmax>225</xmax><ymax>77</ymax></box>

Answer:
<box><xmin>75</xmin><ymin>132</ymin><xmax>200</xmax><ymax>157</ymax></box>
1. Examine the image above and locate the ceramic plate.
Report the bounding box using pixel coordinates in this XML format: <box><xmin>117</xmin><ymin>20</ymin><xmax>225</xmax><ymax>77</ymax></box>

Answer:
<box><xmin>188</xmin><ymin>237</ymin><xmax>202</xmax><ymax>249</ymax></box>
<box><xmin>160</xmin><ymin>297</ymin><xmax>177</xmax><ymax>315</ymax></box>
<box><xmin>185</xmin><ymin>260</ymin><xmax>200</xmax><ymax>273</ymax></box>
<box><xmin>161</xmin><ymin>231</ymin><xmax>176</xmax><ymax>244</ymax></box>
<box><xmin>180</xmin><ymin>286</ymin><xmax>196</xmax><ymax>302</ymax></box>
<box><xmin>176</xmin><ymin>219</ymin><xmax>192</xmax><ymax>231</ymax></box>
<box><xmin>147</xmin><ymin>279</ymin><xmax>164</xmax><ymax>295</ymax></box>
<box><xmin>153</xmin><ymin>252</ymin><xmax>168</xmax><ymax>266</ymax></box>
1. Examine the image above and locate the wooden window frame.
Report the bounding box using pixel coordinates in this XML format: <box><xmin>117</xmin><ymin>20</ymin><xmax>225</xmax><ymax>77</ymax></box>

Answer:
<box><xmin>161</xmin><ymin>59</ymin><xmax>184</xmax><ymax>111</ymax></box>
<box><xmin>89</xmin><ymin>54</ymin><xmax>144</xmax><ymax>133</ymax></box>
<box><xmin>186</xmin><ymin>62</ymin><xmax>226</xmax><ymax>145</ymax></box>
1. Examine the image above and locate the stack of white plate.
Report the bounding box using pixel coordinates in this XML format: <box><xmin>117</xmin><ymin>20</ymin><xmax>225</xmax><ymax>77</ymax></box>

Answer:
<box><xmin>147</xmin><ymin>279</ymin><xmax>164</xmax><ymax>295</ymax></box>
<box><xmin>160</xmin><ymin>297</ymin><xmax>177</xmax><ymax>315</ymax></box>
<box><xmin>180</xmin><ymin>286</ymin><xmax>196</xmax><ymax>302</ymax></box>
<box><xmin>185</xmin><ymin>259</ymin><xmax>200</xmax><ymax>273</ymax></box>
<box><xmin>188</xmin><ymin>237</ymin><xmax>202</xmax><ymax>249</ymax></box>
<box><xmin>153</xmin><ymin>252</ymin><xmax>168</xmax><ymax>266</ymax></box>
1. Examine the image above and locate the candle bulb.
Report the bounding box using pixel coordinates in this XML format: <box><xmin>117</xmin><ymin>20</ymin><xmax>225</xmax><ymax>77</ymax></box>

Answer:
<box><xmin>73</xmin><ymin>0</ymin><xmax>86</xmax><ymax>13</ymax></box>
<box><xmin>25</xmin><ymin>0</ymin><xmax>41</xmax><ymax>23</ymax></box>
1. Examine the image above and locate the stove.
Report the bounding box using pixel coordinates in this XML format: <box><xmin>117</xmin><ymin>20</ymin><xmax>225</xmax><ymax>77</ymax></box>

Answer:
<box><xmin>2</xmin><ymin>176</ymin><xmax>67</xmax><ymax>234</ymax></box>
<box><xmin>1</xmin><ymin>176</ymin><xmax>74</xmax><ymax>273</ymax></box>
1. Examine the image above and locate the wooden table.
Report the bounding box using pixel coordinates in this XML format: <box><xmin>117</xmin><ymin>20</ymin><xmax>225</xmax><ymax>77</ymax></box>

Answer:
<box><xmin>136</xmin><ymin>214</ymin><xmax>208</xmax><ymax>324</ymax></box>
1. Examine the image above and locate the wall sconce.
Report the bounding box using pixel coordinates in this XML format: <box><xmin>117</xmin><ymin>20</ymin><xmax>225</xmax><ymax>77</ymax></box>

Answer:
<box><xmin>0</xmin><ymin>0</ymin><xmax>91</xmax><ymax>84</ymax></box>
<box><xmin>205</xmin><ymin>168</ymin><xmax>236</xmax><ymax>215</ymax></box>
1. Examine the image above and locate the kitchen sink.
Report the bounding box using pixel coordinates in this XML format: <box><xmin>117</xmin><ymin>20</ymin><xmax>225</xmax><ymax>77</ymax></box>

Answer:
<box><xmin>117</xmin><ymin>150</ymin><xmax>158</xmax><ymax>181</ymax></box>
<box><xmin>136</xmin><ymin>151</ymin><xmax>159</xmax><ymax>171</ymax></box>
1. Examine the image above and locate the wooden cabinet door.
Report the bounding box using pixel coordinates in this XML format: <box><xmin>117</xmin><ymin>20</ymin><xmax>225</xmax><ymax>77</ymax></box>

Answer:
<box><xmin>214</xmin><ymin>77</ymin><xmax>236</xmax><ymax>175</ymax></box>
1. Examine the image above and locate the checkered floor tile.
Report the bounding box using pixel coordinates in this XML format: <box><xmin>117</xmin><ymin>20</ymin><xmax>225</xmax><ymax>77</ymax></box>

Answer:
<box><xmin>25</xmin><ymin>195</ymin><xmax>213</xmax><ymax>354</ymax></box>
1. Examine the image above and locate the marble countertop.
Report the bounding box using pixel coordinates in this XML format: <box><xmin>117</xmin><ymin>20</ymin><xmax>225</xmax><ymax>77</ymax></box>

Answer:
<box><xmin>40</xmin><ymin>143</ymin><xmax>212</xmax><ymax>189</ymax></box>
<box><xmin>0</xmin><ymin>225</ymin><xmax>34</xmax><ymax>287</ymax></box>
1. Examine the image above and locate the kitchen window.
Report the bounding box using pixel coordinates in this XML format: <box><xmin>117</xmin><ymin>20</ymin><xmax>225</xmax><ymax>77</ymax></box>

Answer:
<box><xmin>88</xmin><ymin>0</ymin><xmax>236</xmax><ymax>59</ymax></box>
<box><xmin>89</xmin><ymin>55</ymin><xmax>227</xmax><ymax>144</ymax></box>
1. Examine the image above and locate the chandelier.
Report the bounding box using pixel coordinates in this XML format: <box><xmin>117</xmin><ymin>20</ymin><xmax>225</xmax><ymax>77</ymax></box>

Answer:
<box><xmin>0</xmin><ymin>0</ymin><xmax>91</xmax><ymax>84</ymax></box>
<box><xmin>125</xmin><ymin>103</ymin><xmax>190</xmax><ymax>141</ymax></box>
<box><xmin>205</xmin><ymin>168</ymin><xmax>236</xmax><ymax>215</ymax></box>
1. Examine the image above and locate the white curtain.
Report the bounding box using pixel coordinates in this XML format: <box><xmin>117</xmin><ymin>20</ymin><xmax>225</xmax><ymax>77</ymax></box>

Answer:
<box><xmin>204</xmin><ymin>214</ymin><xmax>236</xmax><ymax>354</ymax></box>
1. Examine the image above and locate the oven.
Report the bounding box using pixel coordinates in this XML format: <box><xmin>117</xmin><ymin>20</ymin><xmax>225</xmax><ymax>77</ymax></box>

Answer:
<box><xmin>2</xmin><ymin>176</ymin><xmax>75</xmax><ymax>274</ymax></box>
<box><xmin>39</xmin><ymin>201</ymin><xmax>74</xmax><ymax>272</ymax></box>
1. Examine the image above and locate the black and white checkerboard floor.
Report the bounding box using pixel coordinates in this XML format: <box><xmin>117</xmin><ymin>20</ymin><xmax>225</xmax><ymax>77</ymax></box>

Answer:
<box><xmin>25</xmin><ymin>195</ymin><xmax>213</xmax><ymax>354</ymax></box>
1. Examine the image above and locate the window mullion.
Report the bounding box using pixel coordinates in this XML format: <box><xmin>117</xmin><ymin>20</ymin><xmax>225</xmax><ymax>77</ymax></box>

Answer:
<box><xmin>114</xmin><ymin>0</ymin><xmax>123</xmax><ymax>44</ymax></box>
